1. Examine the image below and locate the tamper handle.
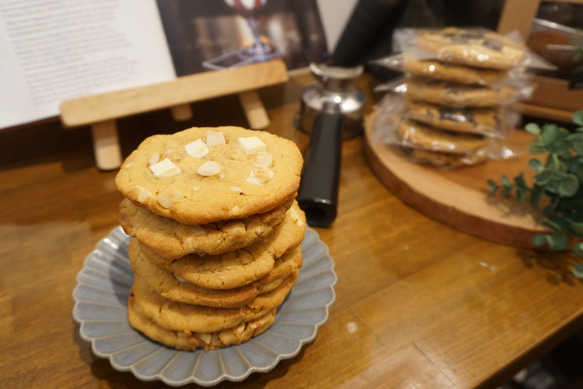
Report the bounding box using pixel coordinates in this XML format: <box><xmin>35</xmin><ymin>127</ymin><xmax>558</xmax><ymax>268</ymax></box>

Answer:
<box><xmin>297</xmin><ymin>102</ymin><xmax>343</xmax><ymax>227</ymax></box>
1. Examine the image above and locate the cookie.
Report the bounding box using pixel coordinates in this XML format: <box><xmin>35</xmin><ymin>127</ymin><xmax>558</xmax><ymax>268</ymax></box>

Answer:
<box><xmin>416</xmin><ymin>27</ymin><xmax>526</xmax><ymax>69</ymax></box>
<box><xmin>401</xmin><ymin>54</ymin><xmax>507</xmax><ymax>85</ymax></box>
<box><xmin>396</xmin><ymin>119</ymin><xmax>487</xmax><ymax>154</ymax></box>
<box><xmin>131</xmin><ymin>271</ymin><xmax>297</xmax><ymax>334</ymax></box>
<box><xmin>404</xmin><ymin>147</ymin><xmax>488</xmax><ymax>168</ymax></box>
<box><xmin>129</xmin><ymin>240</ymin><xmax>303</xmax><ymax>307</ymax></box>
<box><xmin>129</xmin><ymin>296</ymin><xmax>276</xmax><ymax>351</ymax></box>
<box><xmin>128</xmin><ymin>237</ymin><xmax>259</xmax><ymax>308</ymax></box>
<box><xmin>257</xmin><ymin>246</ymin><xmax>303</xmax><ymax>294</ymax></box>
<box><xmin>139</xmin><ymin>202</ymin><xmax>306</xmax><ymax>289</ymax></box>
<box><xmin>405</xmin><ymin>100</ymin><xmax>503</xmax><ymax>136</ymax></box>
<box><xmin>406</xmin><ymin>77</ymin><xmax>516</xmax><ymax>107</ymax></box>
<box><xmin>119</xmin><ymin>197</ymin><xmax>292</xmax><ymax>259</ymax></box>
<box><xmin>115</xmin><ymin>126</ymin><xmax>303</xmax><ymax>225</ymax></box>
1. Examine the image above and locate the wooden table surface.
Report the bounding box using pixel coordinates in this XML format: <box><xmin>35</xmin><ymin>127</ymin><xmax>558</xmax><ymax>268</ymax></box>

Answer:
<box><xmin>2</xmin><ymin>72</ymin><xmax>583</xmax><ymax>389</ymax></box>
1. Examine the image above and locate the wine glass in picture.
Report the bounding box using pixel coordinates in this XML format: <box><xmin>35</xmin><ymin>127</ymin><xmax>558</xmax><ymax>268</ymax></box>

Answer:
<box><xmin>223</xmin><ymin>0</ymin><xmax>280</xmax><ymax>62</ymax></box>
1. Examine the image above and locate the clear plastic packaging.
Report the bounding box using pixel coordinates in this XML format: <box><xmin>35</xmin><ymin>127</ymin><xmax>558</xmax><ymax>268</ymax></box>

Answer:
<box><xmin>372</xmin><ymin>53</ymin><xmax>530</xmax><ymax>86</ymax></box>
<box><xmin>375</xmin><ymin>93</ymin><xmax>519</xmax><ymax>138</ymax></box>
<box><xmin>376</xmin><ymin>76</ymin><xmax>534</xmax><ymax>108</ymax></box>
<box><xmin>371</xmin><ymin>100</ymin><xmax>520</xmax><ymax>167</ymax></box>
<box><xmin>392</xmin><ymin>27</ymin><xmax>556</xmax><ymax>71</ymax></box>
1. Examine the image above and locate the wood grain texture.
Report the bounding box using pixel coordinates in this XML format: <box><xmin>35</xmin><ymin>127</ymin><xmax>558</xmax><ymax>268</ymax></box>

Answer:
<box><xmin>364</xmin><ymin>110</ymin><xmax>550</xmax><ymax>248</ymax></box>
<box><xmin>2</xmin><ymin>72</ymin><xmax>583</xmax><ymax>389</ymax></box>
<box><xmin>60</xmin><ymin>59</ymin><xmax>288</xmax><ymax>127</ymax></box>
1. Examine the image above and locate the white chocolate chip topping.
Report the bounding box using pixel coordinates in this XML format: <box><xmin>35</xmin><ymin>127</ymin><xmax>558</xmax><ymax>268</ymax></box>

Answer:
<box><xmin>206</xmin><ymin>130</ymin><xmax>226</xmax><ymax>147</ymax></box>
<box><xmin>197</xmin><ymin>160</ymin><xmax>221</xmax><ymax>176</ymax></box>
<box><xmin>185</xmin><ymin>139</ymin><xmax>209</xmax><ymax>158</ymax></box>
<box><xmin>157</xmin><ymin>185</ymin><xmax>184</xmax><ymax>208</ymax></box>
<box><xmin>254</xmin><ymin>153</ymin><xmax>273</xmax><ymax>168</ymax></box>
<box><xmin>246</xmin><ymin>167</ymin><xmax>274</xmax><ymax>185</ymax></box>
<box><xmin>237</xmin><ymin>136</ymin><xmax>267</xmax><ymax>155</ymax></box>
<box><xmin>149</xmin><ymin>158</ymin><xmax>181</xmax><ymax>178</ymax></box>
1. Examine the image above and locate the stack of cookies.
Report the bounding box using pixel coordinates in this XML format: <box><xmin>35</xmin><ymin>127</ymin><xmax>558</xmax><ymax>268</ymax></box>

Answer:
<box><xmin>375</xmin><ymin>27</ymin><xmax>533</xmax><ymax>167</ymax></box>
<box><xmin>114</xmin><ymin>126</ymin><xmax>306</xmax><ymax>351</ymax></box>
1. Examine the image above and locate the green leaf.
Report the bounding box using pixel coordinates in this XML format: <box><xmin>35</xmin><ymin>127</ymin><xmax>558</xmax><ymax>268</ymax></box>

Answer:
<box><xmin>570</xmin><ymin>220</ymin><xmax>583</xmax><ymax>235</ymax></box>
<box><xmin>529</xmin><ymin>158</ymin><xmax>543</xmax><ymax>171</ymax></box>
<box><xmin>516</xmin><ymin>187</ymin><xmax>528</xmax><ymax>203</ymax></box>
<box><xmin>487</xmin><ymin>179</ymin><xmax>498</xmax><ymax>195</ymax></box>
<box><xmin>500</xmin><ymin>174</ymin><xmax>512</xmax><ymax>187</ymax></box>
<box><xmin>540</xmin><ymin>124</ymin><xmax>559</xmax><ymax>146</ymax></box>
<box><xmin>524</xmin><ymin>123</ymin><xmax>541</xmax><ymax>134</ymax></box>
<box><xmin>558</xmin><ymin>174</ymin><xmax>579</xmax><ymax>197</ymax></box>
<box><xmin>532</xmin><ymin>233</ymin><xmax>547</xmax><ymax>246</ymax></box>
<box><xmin>573</xmin><ymin>263</ymin><xmax>583</xmax><ymax>278</ymax></box>
<box><xmin>573</xmin><ymin>110</ymin><xmax>583</xmax><ymax>126</ymax></box>
<box><xmin>514</xmin><ymin>172</ymin><xmax>527</xmax><ymax>188</ymax></box>
<box><xmin>546</xmin><ymin>230</ymin><xmax>569</xmax><ymax>250</ymax></box>
<box><xmin>535</xmin><ymin>168</ymin><xmax>553</xmax><ymax>185</ymax></box>
<box><xmin>573</xmin><ymin>243</ymin><xmax>583</xmax><ymax>256</ymax></box>
<box><xmin>530</xmin><ymin>186</ymin><xmax>544</xmax><ymax>207</ymax></box>
<box><xmin>529</xmin><ymin>142</ymin><xmax>547</xmax><ymax>154</ymax></box>
<box><xmin>543</xmin><ymin>197</ymin><xmax>560</xmax><ymax>216</ymax></box>
<box><xmin>544</xmin><ymin>219</ymin><xmax>563</xmax><ymax>231</ymax></box>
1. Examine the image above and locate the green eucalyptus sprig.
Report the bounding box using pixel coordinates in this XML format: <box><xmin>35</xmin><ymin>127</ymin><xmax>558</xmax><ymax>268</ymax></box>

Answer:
<box><xmin>488</xmin><ymin>109</ymin><xmax>583</xmax><ymax>277</ymax></box>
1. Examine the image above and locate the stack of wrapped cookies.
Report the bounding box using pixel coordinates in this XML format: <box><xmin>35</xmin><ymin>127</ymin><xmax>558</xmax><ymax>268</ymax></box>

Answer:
<box><xmin>373</xmin><ymin>27</ymin><xmax>538</xmax><ymax>168</ymax></box>
<box><xmin>114</xmin><ymin>126</ymin><xmax>306</xmax><ymax>351</ymax></box>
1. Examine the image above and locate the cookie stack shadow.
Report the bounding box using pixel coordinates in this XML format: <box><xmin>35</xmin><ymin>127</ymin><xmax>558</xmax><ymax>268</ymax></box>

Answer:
<box><xmin>373</xmin><ymin>27</ymin><xmax>538</xmax><ymax>168</ymax></box>
<box><xmin>114</xmin><ymin>126</ymin><xmax>306</xmax><ymax>351</ymax></box>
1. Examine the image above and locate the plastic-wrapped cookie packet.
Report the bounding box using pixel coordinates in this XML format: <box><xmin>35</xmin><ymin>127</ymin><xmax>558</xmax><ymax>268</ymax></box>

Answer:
<box><xmin>372</xmin><ymin>53</ymin><xmax>531</xmax><ymax>87</ymax></box>
<box><xmin>375</xmin><ymin>76</ymin><xmax>534</xmax><ymax>108</ymax></box>
<box><xmin>375</xmin><ymin>93</ymin><xmax>520</xmax><ymax>139</ymax></box>
<box><xmin>371</xmin><ymin>102</ymin><xmax>520</xmax><ymax>168</ymax></box>
<box><xmin>392</xmin><ymin>27</ymin><xmax>556</xmax><ymax>71</ymax></box>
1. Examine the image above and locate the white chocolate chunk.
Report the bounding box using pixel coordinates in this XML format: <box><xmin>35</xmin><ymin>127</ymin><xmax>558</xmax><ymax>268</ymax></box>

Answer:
<box><xmin>192</xmin><ymin>186</ymin><xmax>200</xmax><ymax>191</ymax></box>
<box><xmin>289</xmin><ymin>206</ymin><xmax>304</xmax><ymax>226</ymax></box>
<box><xmin>246</xmin><ymin>167</ymin><xmax>274</xmax><ymax>185</ymax></box>
<box><xmin>254</xmin><ymin>153</ymin><xmax>273</xmax><ymax>168</ymax></box>
<box><xmin>198</xmin><ymin>333</ymin><xmax>212</xmax><ymax>344</ymax></box>
<box><xmin>230</xmin><ymin>186</ymin><xmax>243</xmax><ymax>192</ymax></box>
<box><xmin>157</xmin><ymin>185</ymin><xmax>184</xmax><ymax>208</ymax></box>
<box><xmin>237</xmin><ymin>136</ymin><xmax>267</xmax><ymax>155</ymax></box>
<box><xmin>206</xmin><ymin>130</ymin><xmax>226</xmax><ymax>147</ymax></box>
<box><xmin>148</xmin><ymin>151</ymin><xmax>161</xmax><ymax>166</ymax></box>
<box><xmin>149</xmin><ymin>158</ymin><xmax>181</xmax><ymax>178</ymax></box>
<box><xmin>135</xmin><ymin>185</ymin><xmax>153</xmax><ymax>202</ymax></box>
<box><xmin>197</xmin><ymin>160</ymin><xmax>220</xmax><ymax>176</ymax></box>
<box><xmin>185</xmin><ymin>139</ymin><xmax>209</xmax><ymax>158</ymax></box>
<box><xmin>123</xmin><ymin>162</ymin><xmax>133</xmax><ymax>168</ymax></box>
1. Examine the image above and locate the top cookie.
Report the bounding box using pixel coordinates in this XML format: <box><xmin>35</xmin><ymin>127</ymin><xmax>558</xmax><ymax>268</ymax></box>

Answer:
<box><xmin>416</xmin><ymin>27</ymin><xmax>525</xmax><ymax>70</ymax></box>
<box><xmin>115</xmin><ymin>126</ymin><xmax>303</xmax><ymax>225</ymax></box>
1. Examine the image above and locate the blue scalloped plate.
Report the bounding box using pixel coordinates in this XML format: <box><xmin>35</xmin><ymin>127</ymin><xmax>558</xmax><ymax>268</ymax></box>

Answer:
<box><xmin>72</xmin><ymin>226</ymin><xmax>336</xmax><ymax>387</ymax></box>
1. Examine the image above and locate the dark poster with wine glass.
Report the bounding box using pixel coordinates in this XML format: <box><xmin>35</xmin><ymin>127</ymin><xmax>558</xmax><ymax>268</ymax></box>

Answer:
<box><xmin>155</xmin><ymin>0</ymin><xmax>329</xmax><ymax>76</ymax></box>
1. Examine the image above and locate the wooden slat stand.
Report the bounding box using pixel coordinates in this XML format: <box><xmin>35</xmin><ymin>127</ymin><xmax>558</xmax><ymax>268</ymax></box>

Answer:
<box><xmin>60</xmin><ymin>59</ymin><xmax>288</xmax><ymax>170</ymax></box>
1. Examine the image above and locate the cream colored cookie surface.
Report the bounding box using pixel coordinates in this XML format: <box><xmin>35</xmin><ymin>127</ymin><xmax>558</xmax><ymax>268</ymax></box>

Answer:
<box><xmin>140</xmin><ymin>202</ymin><xmax>306</xmax><ymax>289</ymax></box>
<box><xmin>131</xmin><ymin>272</ymin><xmax>296</xmax><ymax>334</ymax></box>
<box><xmin>401</xmin><ymin>54</ymin><xmax>507</xmax><ymax>85</ymax></box>
<box><xmin>405</xmin><ymin>100</ymin><xmax>502</xmax><ymax>135</ymax></box>
<box><xmin>396</xmin><ymin>119</ymin><xmax>487</xmax><ymax>154</ymax></box>
<box><xmin>416</xmin><ymin>27</ymin><xmax>525</xmax><ymax>69</ymax></box>
<box><xmin>128</xmin><ymin>238</ymin><xmax>259</xmax><ymax>308</ymax></box>
<box><xmin>128</xmin><ymin>296</ymin><xmax>276</xmax><ymax>351</ymax></box>
<box><xmin>406</xmin><ymin>77</ymin><xmax>515</xmax><ymax>107</ymax></box>
<box><xmin>115</xmin><ymin>126</ymin><xmax>303</xmax><ymax>225</ymax></box>
<box><xmin>119</xmin><ymin>197</ymin><xmax>292</xmax><ymax>259</ymax></box>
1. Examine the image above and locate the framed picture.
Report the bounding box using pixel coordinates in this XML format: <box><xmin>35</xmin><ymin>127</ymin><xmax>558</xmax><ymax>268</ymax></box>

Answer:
<box><xmin>156</xmin><ymin>0</ymin><xmax>329</xmax><ymax>76</ymax></box>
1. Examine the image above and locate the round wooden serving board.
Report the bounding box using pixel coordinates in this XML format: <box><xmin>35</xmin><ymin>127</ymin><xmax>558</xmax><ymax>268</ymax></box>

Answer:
<box><xmin>363</xmin><ymin>110</ymin><xmax>549</xmax><ymax>249</ymax></box>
